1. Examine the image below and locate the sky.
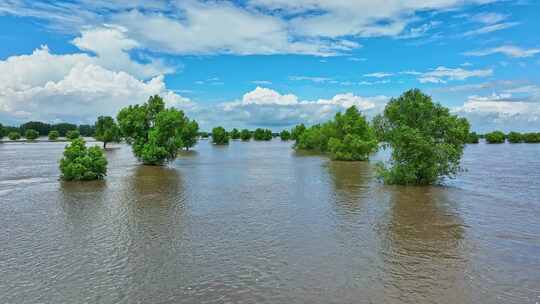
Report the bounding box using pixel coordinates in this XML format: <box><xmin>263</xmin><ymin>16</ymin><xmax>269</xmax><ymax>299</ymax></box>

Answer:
<box><xmin>0</xmin><ymin>0</ymin><xmax>539</xmax><ymax>132</ymax></box>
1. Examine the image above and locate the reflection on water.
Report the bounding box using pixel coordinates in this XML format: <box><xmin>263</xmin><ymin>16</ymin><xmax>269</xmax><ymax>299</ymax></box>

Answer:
<box><xmin>1</xmin><ymin>141</ymin><xmax>539</xmax><ymax>303</ymax></box>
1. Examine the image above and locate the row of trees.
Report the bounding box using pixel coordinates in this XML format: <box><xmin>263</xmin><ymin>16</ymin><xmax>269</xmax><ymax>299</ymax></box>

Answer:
<box><xmin>209</xmin><ymin>127</ymin><xmax>276</xmax><ymax>145</ymax></box>
<box><xmin>484</xmin><ymin>131</ymin><xmax>540</xmax><ymax>144</ymax></box>
<box><xmin>0</xmin><ymin>121</ymin><xmax>95</xmax><ymax>138</ymax></box>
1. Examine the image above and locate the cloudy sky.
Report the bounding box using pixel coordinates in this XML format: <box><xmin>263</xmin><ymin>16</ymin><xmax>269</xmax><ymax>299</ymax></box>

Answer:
<box><xmin>0</xmin><ymin>0</ymin><xmax>539</xmax><ymax>132</ymax></box>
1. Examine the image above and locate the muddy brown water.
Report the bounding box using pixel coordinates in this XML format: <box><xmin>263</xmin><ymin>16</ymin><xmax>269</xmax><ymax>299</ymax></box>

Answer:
<box><xmin>1</xmin><ymin>140</ymin><xmax>539</xmax><ymax>303</ymax></box>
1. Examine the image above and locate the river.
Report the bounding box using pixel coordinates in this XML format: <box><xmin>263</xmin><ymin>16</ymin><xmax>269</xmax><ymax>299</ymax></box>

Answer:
<box><xmin>0</xmin><ymin>139</ymin><xmax>539</xmax><ymax>303</ymax></box>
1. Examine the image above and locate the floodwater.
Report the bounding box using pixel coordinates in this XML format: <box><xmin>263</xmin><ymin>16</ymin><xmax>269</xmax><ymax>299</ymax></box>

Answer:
<box><xmin>1</xmin><ymin>139</ymin><xmax>539</xmax><ymax>303</ymax></box>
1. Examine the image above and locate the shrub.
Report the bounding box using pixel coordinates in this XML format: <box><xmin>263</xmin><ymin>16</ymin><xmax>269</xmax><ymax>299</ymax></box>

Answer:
<box><xmin>507</xmin><ymin>132</ymin><xmax>523</xmax><ymax>143</ymax></box>
<box><xmin>212</xmin><ymin>126</ymin><xmax>229</xmax><ymax>145</ymax></box>
<box><xmin>59</xmin><ymin>138</ymin><xmax>107</xmax><ymax>181</ymax></box>
<box><xmin>66</xmin><ymin>130</ymin><xmax>80</xmax><ymax>140</ymax></box>
<box><xmin>48</xmin><ymin>130</ymin><xmax>60</xmax><ymax>140</ymax></box>
<box><xmin>375</xmin><ymin>89</ymin><xmax>470</xmax><ymax>185</ymax></box>
<box><xmin>240</xmin><ymin>129</ymin><xmax>252</xmax><ymax>141</ymax></box>
<box><xmin>94</xmin><ymin>116</ymin><xmax>121</xmax><ymax>148</ymax></box>
<box><xmin>485</xmin><ymin>131</ymin><xmax>505</xmax><ymax>144</ymax></box>
<box><xmin>523</xmin><ymin>132</ymin><xmax>540</xmax><ymax>143</ymax></box>
<box><xmin>466</xmin><ymin>132</ymin><xmax>479</xmax><ymax>144</ymax></box>
<box><xmin>280</xmin><ymin>130</ymin><xmax>291</xmax><ymax>141</ymax></box>
<box><xmin>24</xmin><ymin>129</ymin><xmax>39</xmax><ymax>140</ymax></box>
<box><xmin>8</xmin><ymin>132</ymin><xmax>21</xmax><ymax>140</ymax></box>
<box><xmin>290</xmin><ymin>124</ymin><xmax>306</xmax><ymax>140</ymax></box>
<box><xmin>253</xmin><ymin>128</ymin><xmax>273</xmax><ymax>141</ymax></box>
<box><xmin>230</xmin><ymin>128</ymin><xmax>241</xmax><ymax>140</ymax></box>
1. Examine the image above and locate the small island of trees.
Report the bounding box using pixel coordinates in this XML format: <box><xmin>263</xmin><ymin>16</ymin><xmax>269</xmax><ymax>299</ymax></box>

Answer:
<box><xmin>212</xmin><ymin>126</ymin><xmax>229</xmax><ymax>145</ymax></box>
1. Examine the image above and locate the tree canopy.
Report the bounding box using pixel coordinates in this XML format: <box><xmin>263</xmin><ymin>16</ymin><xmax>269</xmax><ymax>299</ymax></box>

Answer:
<box><xmin>94</xmin><ymin>116</ymin><xmax>121</xmax><ymax>149</ymax></box>
<box><xmin>212</xmin><ymin>126</ymin><xmax>229</xmax><ymax>145</ymax></box>
<box><xmin>375</xmin><ymin>89</ymin><xmax>470</xmax><ymax>185</ymax></box>
<box><xmin>8</xmin><ymin>132</ymin><xmax>20</xmax><ymax>140</ymax></box>
<box><xmin>230</xmin><ymin>128</ymin><xmax>240</xmax><ymax>140</ymax></box>
<box><xmin>59</xmin><ymin>138</ymin><xmax>107</xmax><ymax>181</ymax></box>
<box><xmin>280</xmin><ymin>130</ymin><xmax>291</xmax><ymax>141</ymax></box>
<box><xmin>66</xmin><ymin>130</ymin><xmax>80</xmax><ymax>140</ymax></box>
<box><xmin>253</xmin><ymin>128</ymin><xmax>273</xmax><ymax>141</ymax></box>
<box><xmin>290</xmin><ymin>124</ymin><xmax>306</xmax><ymax>141</ymax></box>
<box><xmin>48</xmin><ymin>130</ymin><xmax>60</xmax><ymax>140</ymax></box>
<box><xmin>181</xmin><ymin>119</ymin><xmax>199</xmax><ymax>150</ymax></box>
<box><xmin>240</xmin><ymin>129</ymin><xmax>251</xmax><ymax>141</ymax></box>
<box><xmin>485</xmin><ymin>131</ymin><xmax>505</xmax><ymax>144</ymax></box>
<box><xmin>507</xmin><ymin>131</ymin><xmax>523</xmax><ymax>143</ymax></box>
<box><xmin>466</xmin><ymin>132</ymin><xmax>479</xmax><ymax>144</ymax></box>
<box><xmin>523</xmin><ymin>132</ymin><xmax>540</xmax><ymax>143</ymax></box>
<box><xmin>0</xmin><ymin>123</ymin><xmax>4</xmax><ymax>140</ymax></box>
<box><xmin>24</xmin><ymin>129</ymin><xmax>39</xmax><ymax>140</ymax></box>
<box><xmin>117</xmin><ymin>95</ymin><xmax>193</xmax><ymax>165</ymax></box>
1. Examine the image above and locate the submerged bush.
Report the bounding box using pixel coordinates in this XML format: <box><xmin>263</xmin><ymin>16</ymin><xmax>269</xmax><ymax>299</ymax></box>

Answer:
<box><xmin>24</xmin><ymin>129</ymin><xmax>39</xmax><ymax>141</ymax></box>
<box><xmin>507</xmin><ymin>131</ymin><xmax>523</xmax><ymax>143</ymax></box>
<box><xmin>59</xmin><ymin>138</ymin><xmax>107</xmax><ymax>181</ymax></box>
<box><xmin>8</xmin><ymin>132</ymin><xmax>20</xmax><ymax>140</ymax></box>
<box><xmin>66</xmin><ymin>130</ymin><xmax>80</xmax><ymax>140</ymax></box>
<box><xmin>466</xmin><ymin>132</ymin><xmax>479</xmax><ymax>144</ymax></box>
<box><xmin>48</xmin><ymin>130</ymin><xmax>60</xmax><ymax>140</ymax></box>
<box><xmin>290</xmin><ymin>124</ymin><xmax>306</xmax><ymax>140</ymax></box>
<box><xmin>117</xmin><ymin>95</ymin><xmax>196</xmax><ymax>165</ymax></box>
<box><xmin>253</xmin><ymin>128</ymin><xmax>273</xmax><ymax>141</ymax></box>
<box><xmin>280</xmin><ymin>130</ymin><xmax>291</xmax><ymax>141</ymax></box>
<box><xmin>240</xmin><ymin>129</ymin><xmax>251</xmax><ymax>141</ymax></box>
<box><xmin>212</xmin><ymin>126</ymin><xmax>229</xmax><ymax>145</ymax></box>
<box><xmin>295</xmin><ymin>106</ymin><xmax>378</xmax><ymax>161</ymax></box>
<box><xmin>523</xmin><ymin>132</ymin><xmax>540</xmax><ymax>143</ymax></box>
<box><xmin>375</xmin><ymin>89</ymin><xmax>470</xmax><ymax>185</ymax></box>
<box><xmin>230</xmin><ymin>128</ymin><xmax>241</xmax><ymax>140</ymax></box>
<box><xmin>485</xmin><ymin>131</ymin><xmax>505</xmax><ymax>144</ymax></box>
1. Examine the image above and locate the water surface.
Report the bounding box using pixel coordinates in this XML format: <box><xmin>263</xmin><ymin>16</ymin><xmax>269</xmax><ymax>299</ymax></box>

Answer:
<box><xmin>1</xmin><ymin>140</ymin><xmax>539</xmax><ymax>303</ymax></box>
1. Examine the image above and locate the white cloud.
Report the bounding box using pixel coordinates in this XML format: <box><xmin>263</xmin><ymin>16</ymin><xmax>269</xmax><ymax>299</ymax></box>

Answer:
<box><xmin>465</xmin><ymin>45</ymin><xmax>540</xmax><ymax>58</ymax></box>
<box><xmin>471</xmin><ymin>12</ymin><xmax>507</xmax><ymax>24</ymax></box>
<box><xmin>462</xmin><ymin>22</ymin><xmax>518</xmax><ymax>37</ymax></box>
<box><xmin>364</xmin><ymin>72</ymin><xmax>393</xmax><ymax>78</ymax></box>
<box><xmin>289</xmin><ymin>76</ymin><xmax>333</xmax><ymax>83</ymax></box>
<box><xmin>417</xmin><ymin>66</ymin><xmax>493</xmax><ymax>83</ymax></box>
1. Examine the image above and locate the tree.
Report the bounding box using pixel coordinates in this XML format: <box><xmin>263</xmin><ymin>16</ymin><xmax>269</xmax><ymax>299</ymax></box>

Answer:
<box><xmin>24</xmin><ymin>129</ymin><xmax>39</xmax><ymax>140</ymax></box>
<box><xmin>291</xmin><ymin>124</ymin><xmax>306</xmax><ymax>140</ymax></box>
<box><xmin>523</xmin><ymin>132</ymin><xmax>540</xmax><ymax>143</ymax></box>
<box><xmin>240</xmin><ymin>129</ymin><xmax>251</xmax><ymax>141</ymax></box>
<box><xmin>230</xmin><ymin>128</ymin><xmax>240</xmax><ymax>140</ymax></box>
<box><xmin>59</xmin><ymin>138</ymin><xmax>107</xmax><ymax>181</ymax></box>
<box><xmin>117</xmin><ymin>95</ymin><xmax>191</xmax><ymax>165</ymax></box>
<box><xmin>0</xmin><ymin>123</ymin><xmax>4</xmax><ymax>140</ymax></box>
<box><xmin>20</xmin><ymin>121</ymin><xmax>51</xmax><ymax>136</ymax></box>
<box><xmin>94</xmin><ymin>116</ymin><xmax>121</xmax><ymax>149</ymax></box>
<box><xmin>8</xmin><ymin>132</ymin><xmax>21</xmax><ymax>140</ymax></box>
<box><xmin>485</xmin><ymin>131</ymin><xmax>505</xmax><ymax>144</ymax></box>
<box><xmin>466</xmin><ymin>132</ymin><xmax>479</xmax><ymax>144</ymax></box>
<box><xmin>199</xmin><ymin>132</ymin><xmax>209</xmax><ymax>139</ymax></box>
<box><xmin>375</xmin><ymin>89</ymin><xmax>470</xmax><ymax>185</ymax></box>
<box><xmin>79</xmin><ymin>124</ymin><xmax>96</xmax><ymax>137</ymax></box>
<box><xmin>280</xmin><ymin>130</ymin><xmax>291</xmax><ymax>141</ymax></box>
<box><xmin>52</xmin><ymin>123</ymin><xmax>77</xmax><ymax>137</ymax></box>
<box><xmin>48</xmin><ymin>130</ymin><xmax>60</xmax><ymax>140</ymax></box>
<box><xmin>66</xmin><ymin>130</ymin><xmax>80</xmax><ymax>140</ymax></box>
<box><xmin>507</xmin><ymin>131</ymin><xmax>523</xmax><ymax>143</ymax></box>
<box><xmin>212</xmin><ymin>126</ymin><xmax>229</xmax><ymax>145</ymax></box>
<box><xmin>253</xmin><ymin>128</ymin><xmax>272</xmax><ymax>141</ymax></box>
<box><xmin>181</xmin><ymin>119</ymin><xmax>199</xmax><ymax>150</ymax></box>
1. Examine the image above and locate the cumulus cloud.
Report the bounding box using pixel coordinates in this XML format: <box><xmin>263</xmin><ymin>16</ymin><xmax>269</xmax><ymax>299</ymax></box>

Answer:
<box><xmin>465</xmin><ymin>45</ymin><xmax>540</xmax><ymax>58</ymax></box>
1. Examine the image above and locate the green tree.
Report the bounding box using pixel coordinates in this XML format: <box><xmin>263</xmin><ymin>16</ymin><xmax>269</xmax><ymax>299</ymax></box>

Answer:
<box><xmin>199</xmin><ymin>132</ymin><xmax>209</xmax><ymax>138</ymax></box>
<box><xmin>48</xmin><ymin>130</ymin><xmax>60</xmax><ymax>140</ymax></box>
<box><xmin>8</xmin><ymin>132</ymin><xmax>21</xmax><ymax>140</ymax></box>
<box><xmin>253</xmin><ymin>128</ymin><xmax>273</xmax><ymax>141</ymax></box>
<box><xmin>280</xmin><ymin>130</ymin><xmax>291</xmax><ymax>141</ymax></box>
<box><xmin>523</xmin><ymin>132</ymin><xmax>540</xmax><ymax>143</ymax></box>
<box><xmin>230</xmin><ymin>128</ymin><xmax>241</xmax><ymax>140</ymax></box>
<box><xmin>59</xmin><ymin>138</ymin><xmax>107</xmax><ymax>181</ymax></box>
<box><xmin>212</xmin><ymin>126</ymin><xmax>229</xmax><ymax>145</ymax></box>
<box><xmin>240</xmin><ymin>129</ymin><xmax>251</xmax><ymax>141</ymax></box>
<box><xmin>375</xmin><ymin>89</ymin><xmax>470</xmax><ymax>185</ymax></box>
<box><xmin>181</xmin><ymin>119</ymin><xmax>199</xmax><ymax>150</ymax></box>
<box><xmin>507</xmin><ymin>131</ymin><xmax>523</xmax><ymax>143</ymax></box>
<box><xmin>20</xmin><ymin>121</ymin><xmax>51</xmax><ymax>136</ymax></box>
<box><xmin>24</xmin><ymin>129</ymin><xmax>39</xmax><ymax>140</ymax></box>
<box><xmin>79</xmin><ymin>124</ymin><xmax>96</xmax><ymax>137</ymax></box>
<box><xmin>94</xmin><ymin>116</ymin><xmax>121</xmax><ymax>149</ymax></box>
<box><xmin>291</xmin><ymin>124</ymin><xmax>306</xmax><ymax>140</ymax></box>
<box><xmin>0</xmin><ymin>123</ymin><xmax>4</xmax><ymax>140</ymax></box>
<box><xmin>117</xmin><ymin>95</ymin><xmax>191</xmax><ymax>165</ymax></box>
<box><xmin>52</xmin><ymin>123</ymin><xmax>77</xmax><ymax>137</ymax></box>
<box><xmin>485</xmin><ymin>131</ymin><xmax>505</xmax><ymax>144</ymax></box>
<box><xmin>66</xmin><ymin>130</ymin><xmax>80</xmax><ymax>140</ymax></box>
<box><xmin>466</xmin><ymin>132</ymin><xmax>479</xmax><ymax>144</ymax></box>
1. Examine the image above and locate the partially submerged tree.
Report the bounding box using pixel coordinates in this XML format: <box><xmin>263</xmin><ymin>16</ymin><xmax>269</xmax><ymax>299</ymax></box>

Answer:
<box><xmin>466</xmin><ymin>132</ymin><xmax>479</xmax><ymax>144</ymax></box>
<box><xmin>280</xmin><ymin>130</ymin><xmax>291</xmax><ymax>141</ymax></box>
<box><xmin>117</xmin><ymin>95</ymin><xmax>192</xmax><ymax>165</ymax></box>
<box><xmin>212</xmin><ymin>126</ymin><xmax>229</xmax><ymax>145</ymax></box>
<box><xmin>290</xmin><ymin>124</ymin><xmax>306</xmax><ymax>141</ymax></box>
<box><xmin>66</xmin><ymin>130</ymin><xmax>80</xmax><ymax>140</ymax></box>
<box><xmin>8</xmin><ymin>132</ymin><xmax>20</xmax><ymax>140</ymax></box>
<box><xmin>181</xmin><ymin>119</ymin><xmax>199</xmax><ymax>150</ymax></box>
<box><xmin>59</xmin><ymin>138</ymin><xmax>107</xmax><ymax>181</ymax></box>
<box><xmin>485</xmin><ymin>131</ymin><xmax>506</xmax><ymax>144</ymax></box>
<box><xmin>94</xmin><ymin>116</ymin><xmax>121</xmax><ymax>149</ymax></box>
<box><xmin>523</xmin><ymin>132</ymin><xmax>540</xmax><ymax>143</ymax></box>
<box><xmin>240</xmin><ymin>129</ymin><xmax>251</xmax><ymax>141</ymax></box>
<box><xmin>0</xmin><ymin>123</ymin><xmax>4</xmax><ymax>140</ymax></box>
<box><xmin>375</xmin><ymin>89</ymin><xmax>470</xmax><ymax>185</ymax></box>
<box><xmin>507</xmin><ymin>131</ymin><xmax>523</xmax><ymax>143</ymax></box>
<box><xmin>253</xmin><ymin>128</ymin><xmax>272</xmax><ymax>141</ymax></box>
<box><xmin>48</xmin><ymin>130</ymin><xmax>60</xmax><ymax>140</ymax></box>
<box><xmin>24</xmin><ymin>129</ymin><xmax>39</xmax><ymax>141</ymax></box>
<box><xmin>230</xmin><ymin>128</ymin><xmax>241</xmax><ymax>140</ymax></box>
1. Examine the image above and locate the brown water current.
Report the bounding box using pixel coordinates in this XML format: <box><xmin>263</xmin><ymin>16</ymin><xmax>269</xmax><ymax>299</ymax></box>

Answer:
<box><xmin>0</xmin><ymin>139</ymin><xmax>539</xmax><ymax>303</ymax></box>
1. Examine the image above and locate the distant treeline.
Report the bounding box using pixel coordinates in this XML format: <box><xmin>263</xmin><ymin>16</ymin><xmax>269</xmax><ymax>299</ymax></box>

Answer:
<box><xmin>466</xmin><ymin>131</ymin><xmax>540</xmax><ymax>144</ymax></box>
<box><xmin>0</xmin><ymin>121</ymin><xmax>95</xmax><ymax>137</ymax></box>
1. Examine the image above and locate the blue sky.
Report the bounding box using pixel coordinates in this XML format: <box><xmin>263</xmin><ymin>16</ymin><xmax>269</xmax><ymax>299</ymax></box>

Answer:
<box><xmin>0</xmin><ymin>0</ymin><xmax>539</xmax><ymax>132</ymax></box>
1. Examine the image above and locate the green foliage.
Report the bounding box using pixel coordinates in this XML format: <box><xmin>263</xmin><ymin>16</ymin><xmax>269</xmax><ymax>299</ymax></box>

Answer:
<box><xmin>0</xmin><ymin>123</ymin><xmax>3</xmax><ymax>140</ymax></box>
<box><xmin>230</xmin><ymin>128</ymin><xmax>241</xmax><ymax>140</ymax></box>
<box><xmin>59</xmin><ymin>138</ymin><xmax>107</xmax><ymax>181</ymax></box>
<box><xmin>280</xmin><ymin>130</ymin><xmax>291</xmax><ymax>141</ymax></box>
<box><xmin>375</xmin><ymin>89</ymin><xmax>470</xmax><ymax>185</ymax></box>
<box><xmin>117</xmin><ymin>95</ymin><xmax>191</xmax><ymax>165</ymax></box>
<box><xmin>212</xmin><ymin>126</ymin><xmax>229</xmax><ymax>145</ymax></box>
<box><xmin>199</xmin><ymin>132</ymin><xmax>209</xmax><ymax>138</ymax></box>
<box><xmin>240</xmin><ymin>129</ymin><xmax>251</xmax><ymax>141</ymax></box>
<box><xmin>52</xmin><ymin>123</ymin><xmax>77</xmax><ymax>137</ymax></box>
<box><xmin>78</xmin><ymin>124</ymin><xmax>96</xmax><ymax>137</ymax></box>
<box><xmin>66</xmin><ymin>130</ymin><xmax>80</xmax><ymax>140</ymax></box>
<box><xmin>295</xmin><ymin>106</ymin><xmax>378</xmax><ymax>161</ymax></box>
<box><xmin>181</xmin><ymin>119</ymin><xmax>199</xmax><ymax>150</ymax></box>
<box><xmin>8</xmin><ymin>132</ymin><xmax>21</xmax><ymax>140</ymax></box>
<box><xmin>253</xmin><ymin>128</ymin><xmax>273</xmax><ymax>141</ymax></box>
<box><xmin>290</xmin><ymin>124</ymin><xmax>306</xmax><ymax>140</ymax></box>
<box><xmin>24</xmin><ymin>129</ymin><xmax>39</xmax><ymax>140</ymax></box>
<box><xmin>48</xmin><ymin>130</ymin><xmax>60</xmax><ymax>140</ymax></box>
<box><xmin>20</xmin><ymin>121</ymin><xmax>51</xmax><ymax>136</ymax></box>
<box><xmin>485</xmin><ymin>131</ymin><xmax>506</xmax><ymax>144</ymax></box>
<box><xmin>466</xmin><ymin>132</ymin><xmax>479</xmax><ymax>144</ymax></box>
<box><xmin>507</xmin><ymin>131</ymin><xmax>523</xmax><ymax>143</ymax></box>
<box><xmin>523</xmin><ymin>132</ymin><xmax>540</xmax><ymax>143</ymax></box>
<box><xmin>94</xmin><ymin>116</ymin><xmax>121</xmax><ymax>148</ymax></box>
